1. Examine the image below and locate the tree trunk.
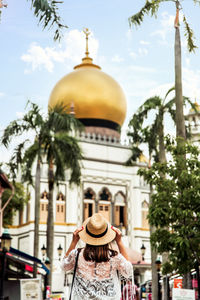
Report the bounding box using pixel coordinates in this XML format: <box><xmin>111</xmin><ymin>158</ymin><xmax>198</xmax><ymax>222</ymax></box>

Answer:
<box><xmin>33</xmin><ymin>159</ymin><xmax>41</xmax><ymax>277</ymax></box>
<box><xmin>158</xmin><ymin>116</ymin><xmax>169</xmax><ymax>300</ymax></box>
<box><xmin>149</xmin><ymin>183</ymin><xmax>158</xmax><ymax>300</ymax></box>
<box><xmin>174</xmin><ymin>2</ymin><xmax>190</xmax><ymax>290</ymax></box>
<box><xmin>174</xmin><ymin>3</ymin><xmax>186</xmax><ymax>140</ymax></box>
<box><xmin>47</xmin><ymin>161</ymin><xmax>54</xmax><ymax>286</ymax></box>
<box><xmin>158</xmin><ymin>113</ymin><xmax>166</xmax><ymax>163</ymax></box>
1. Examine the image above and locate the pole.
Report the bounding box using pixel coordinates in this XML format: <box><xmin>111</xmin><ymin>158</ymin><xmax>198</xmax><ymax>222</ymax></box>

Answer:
<box><xmin>196</xmin><ymin>262</ymin><xmax>200</xmax><ymax>300</ymax></box>
<box><xmin>158</xmin><ymin>271</ymin><xmax>162</xmax><ymax>300</ymax></box>
<box><xmin>0</xmin><ymin>250</ymin><xmax>6</xmax><ymax>300</ymax></box>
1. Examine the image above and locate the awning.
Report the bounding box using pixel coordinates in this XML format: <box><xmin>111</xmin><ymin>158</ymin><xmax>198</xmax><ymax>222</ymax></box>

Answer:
<box><xmin>0</xmin><ymin>247</ymin><xmax>49</xmax><ymax>280</ymax></box>
<box><xmin>9</xmin><ymin>247</ymin><xmax>49</xmax><ymax>274</ymax></box>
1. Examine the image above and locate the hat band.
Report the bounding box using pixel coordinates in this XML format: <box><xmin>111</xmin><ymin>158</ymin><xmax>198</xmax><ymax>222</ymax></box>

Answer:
<box><xmin>86</xmin><ymin>224</ymin><xmax>108</xmax><ymax>238</ymax></box>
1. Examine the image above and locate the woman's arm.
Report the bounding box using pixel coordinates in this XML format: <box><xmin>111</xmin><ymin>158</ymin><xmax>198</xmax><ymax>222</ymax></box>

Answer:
<box><xmin>111</xmin><ymin>226</ymin><xmax>130</xmax><ymax>261</ymax></box>
<box><xmin>64</xmin><ymin>226</ymin><xmax>83</xmax><ymax>257</ymax></box>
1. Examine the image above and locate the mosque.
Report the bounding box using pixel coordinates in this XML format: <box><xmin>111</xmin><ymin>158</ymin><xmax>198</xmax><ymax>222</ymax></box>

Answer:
<box><xmin>9</xmin><ymin>29</ymin><xmax>152</xmax><ymax>293</ymax></box>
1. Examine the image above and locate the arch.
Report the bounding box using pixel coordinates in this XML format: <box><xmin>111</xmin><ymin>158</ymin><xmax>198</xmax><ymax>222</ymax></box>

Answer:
<box><xmin>40</xmin><ymin>190</ymin><xmax>49</xmax><ymax>222</ymax></box>
<box><xmin>56</xmin><ymin>192</ymin><xmax>66</xmax><ymax>222</ymax></box>
<box><xmin>84</xmin><ymin>188</ymin><xmax>96</xmax><ymax>200</ymax></box>
<box><xmin>97</xmin><ymin>187</ymin><xmax>112</xmax><ymax>221</ymax></box>
<box><xmin>83</xmin><ymin>188</ymin><xmax>96</xmax><ymax>221</ymax></box>
<box><xmin>99</xmin><ymin>187</ymin><xmax>112</xmax><ymax>201</ymax></box>
<box><xmin>114</xmin><ymin>191</ymin><xmax>127</xmax><ymax>229</ymax></box>
<box><xmin>142</xmin><ymin>200</ymin><xmax>149</xmax><ymax>229</ymax></box>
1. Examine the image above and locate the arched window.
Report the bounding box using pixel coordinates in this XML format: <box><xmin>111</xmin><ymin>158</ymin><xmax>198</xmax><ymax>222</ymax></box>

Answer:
<box><xmin>56</xmin><ymin>192</ymin><xmax>66</xmax><ymax>222</ymax></box>
<box><xmin>40</xmin><ymin>190</ymin><xmax>49</xmax><ymax>222</ymax></box>
<box><xmin>142</xmin><ymin>200</ymin><xmax>149</xmax><ymax>229</ymax></box>
<box><xmin>98</xmin><ymin>188</ymin><xmax>112</xmax><ymax>221</ymax></box>
<box><xmin>114</xmin><ymin>191</ymin><xmax>127</xmax><ymax>228</ymax></box>
<box><xmin>83</xmin><ymin>188</ymin><xmax>95</xmax><ymax>220</ymax></box>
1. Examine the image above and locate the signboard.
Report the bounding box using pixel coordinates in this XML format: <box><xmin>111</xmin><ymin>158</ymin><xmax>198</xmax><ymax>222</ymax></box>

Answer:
<box><xmin>172</xmin><ymin>288</ymin><xmax>195</xmax><ymax>300</ymax></box>
<box><xmin>20</xmin><ymin>278</ymin><xmax>41</xmax><ymax>300</ymax></box>
<box><xmin>174</xmin><ymin>279</ymin><xmax>183</xmax><ymax>289</ymax></box>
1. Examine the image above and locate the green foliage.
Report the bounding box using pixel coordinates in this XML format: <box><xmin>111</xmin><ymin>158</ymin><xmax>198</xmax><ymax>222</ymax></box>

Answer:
<box><xmin>128</xmin><ymin>0</ymin><xmax>164</xmax><ymax>27</ymax></box>
<box><xmin>183</xmin><ymin>15</ymin><xmax>198</xmax><ymax>52</ymax></box>
<box><xmin>2</xmin><ymin>181</ymin><xmax>29</xmax><ymax>226</ymax></box>
<box><xmin>1</xmin><ymin>101</ymin><xmax>83</xmax><ymax>186</ymax></box>
<box><xmin>127</xmin><ymin>88</ymin><xmax>176</xmax><ymax>164</ymax></box>
<box><xmin>138</xmin><ymin>137</ymin><xmax>200</xmax><ymax>275</ymax></box>
<box><xmin>30</xmin><ymin>0</ymin><xmax>68</xmax><ymax>41</ymax></box>
<box><xmin>129</xmin><ymin>0</ymin><xmax>198</xmax><ymax>52</ymax></box>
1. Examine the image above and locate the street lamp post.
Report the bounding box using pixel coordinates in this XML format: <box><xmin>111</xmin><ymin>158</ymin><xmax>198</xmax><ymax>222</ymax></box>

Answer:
<box><xmin>57</xmin><ymin>244</ymin><xmax>63</xmax><ymax>261</ymax></box>
<box><xmin>44</xmin><ymin>257</ymin><xmax>51</xmax><ymax>300</ymax></box>
<box><xmin>140</xmin><ymin>244</ymin><xmax>146</xmax><ymax>261</ymax></box>
<box><xmin>155</xmin><ymin>259</ymin><xmax>162</xmax><ymax>300</ymax></box>
<box><xmin>0</xmin><ymin>229</ymin><xmax>12</xmax><ymax>300</ymax></box>
<box><xmin>41</xmin><ymin>244</ymin><xmax>47</xmax><ymax>262</ymax></box>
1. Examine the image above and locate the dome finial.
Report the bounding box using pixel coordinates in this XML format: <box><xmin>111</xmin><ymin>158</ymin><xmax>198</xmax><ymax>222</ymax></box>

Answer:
<box><xmin>83</xmin><ymin>28</ymin><xmax>90</xmax><ymax>57</ymax></box>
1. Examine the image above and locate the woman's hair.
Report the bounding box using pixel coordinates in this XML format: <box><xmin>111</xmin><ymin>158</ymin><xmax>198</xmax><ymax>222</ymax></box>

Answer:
<box><xmin>83</xmin><ymin>243</ymin><xmax>118</xmax><ymax>262</ymax></box>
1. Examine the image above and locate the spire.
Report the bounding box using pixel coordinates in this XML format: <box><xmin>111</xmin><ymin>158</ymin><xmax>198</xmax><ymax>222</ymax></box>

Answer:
<box><xmin>74</xmin><ymin>28</ymin><xmax>101</xmax><ymax>70</ymax></box>
<box><xmin>83</xmin><ymin>28</ymin><xmax>90</xmax><ymax>58</ymax></box>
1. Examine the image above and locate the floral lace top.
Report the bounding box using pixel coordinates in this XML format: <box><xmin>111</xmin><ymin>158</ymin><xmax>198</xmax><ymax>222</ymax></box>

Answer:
<box><xmin>61</xmin><ymin>249</ymin><xmax>134</xmax><ymax>300</ymax></box>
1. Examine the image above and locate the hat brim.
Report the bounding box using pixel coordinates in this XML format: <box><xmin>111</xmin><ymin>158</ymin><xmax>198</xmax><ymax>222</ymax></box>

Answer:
<box><xmin>79</xmin><ymin>217</ymin><xmax>116</xmax><ymax>246</ymax></box>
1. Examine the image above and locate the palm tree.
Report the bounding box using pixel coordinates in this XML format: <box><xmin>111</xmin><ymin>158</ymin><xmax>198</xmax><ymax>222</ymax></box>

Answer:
<box><xmin>39</xmin><ymin>105</ymin><xmax>83</xmax><ymax>285</ymax></box>
<box><xmin>1</xmin><ymin>102</ymin><xmax>83</xmax><ymax>283</ymax></box>
<box><xmin>129</xmin><ymin>0</ymin><xmax>198</xmax><ymax>142</ymax></box>
<box><xmin>1</xmin><ymin>102</ymin><xmax>45</xmax><ymax>277</ymax></box>
<box><xmin>127</xmin><ymin>87</ymin><xmax>195</xmax><ymax>299</ymax></box>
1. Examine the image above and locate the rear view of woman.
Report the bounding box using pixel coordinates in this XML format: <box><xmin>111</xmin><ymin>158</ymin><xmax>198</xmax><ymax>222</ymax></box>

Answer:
<box><xmin>61</xmin><ymin>213</ymin><xmax>134</xmax><ymax>300</ymax></box>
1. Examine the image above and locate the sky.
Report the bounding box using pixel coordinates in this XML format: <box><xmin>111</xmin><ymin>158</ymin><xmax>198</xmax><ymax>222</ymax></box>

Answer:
<box><xmin>1</xmin><ymin>0</ymin><xmax>200</xmax><ymax>161</ymax></box>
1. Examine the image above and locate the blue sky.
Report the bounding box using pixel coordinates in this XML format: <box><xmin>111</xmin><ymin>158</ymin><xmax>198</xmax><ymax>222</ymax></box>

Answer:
<box><xmin>1</xmin><ymin>0</ymin><xmax>200</xmax><ymax>160</ymax></box>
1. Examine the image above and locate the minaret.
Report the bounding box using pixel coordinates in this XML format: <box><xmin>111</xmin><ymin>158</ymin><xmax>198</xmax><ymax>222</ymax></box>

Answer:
<box><xmin>185</xmin><ymin>101</ymin><xmax>200</xmax><ymax>145</ymax></box>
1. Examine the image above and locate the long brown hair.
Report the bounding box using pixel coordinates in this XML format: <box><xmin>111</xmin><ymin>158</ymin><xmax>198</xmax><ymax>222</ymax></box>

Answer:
<box><xmin>83</xmin><ymin>243</ymin><xmax>118</xmax><ymax>263</ymax></box>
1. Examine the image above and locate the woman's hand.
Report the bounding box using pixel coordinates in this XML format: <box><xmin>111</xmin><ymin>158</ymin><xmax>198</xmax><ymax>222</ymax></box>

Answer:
<box><xmin>64</xmin><ymin>226</ymin><xmax>84</xmax><ymax>257</ymax></box>
<box><xmin>72</xmin><ymin>226</ymin><xmax>84</xmax><ymax>245</ymax></box>
<box><xmin>111</xmin><ymin>226</ymin><xmax>122</xmax><ymax>245</ymax></box>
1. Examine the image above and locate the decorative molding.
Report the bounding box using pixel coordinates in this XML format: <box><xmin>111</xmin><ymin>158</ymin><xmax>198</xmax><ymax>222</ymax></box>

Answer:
<box><xmin>134</xmin><ymin>227</ymin><xmax>150</xmax><ymax>232</ymax></box>
<box><xmin>8</xmin><ymin>221</ymin><xmax>77</xmax><ymax>228</ymax></box>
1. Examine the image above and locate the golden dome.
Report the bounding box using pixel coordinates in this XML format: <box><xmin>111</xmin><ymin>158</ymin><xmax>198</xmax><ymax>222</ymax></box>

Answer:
<box><xmin>48</xmin><ymin>30</ymin><xmax>126</xmax><ymax>129</ymax></box>
<box><xmin>189</xmin><ymin>101</ymin><xmax>200</xmax><ymax>113</ymax></box>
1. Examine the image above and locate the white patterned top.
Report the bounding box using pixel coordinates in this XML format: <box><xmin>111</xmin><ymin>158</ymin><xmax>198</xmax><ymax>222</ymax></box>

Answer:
<box><xmin>61</xmin><ymin>249</ymin><xmax>134</xmax><ymax>300</ymax></box>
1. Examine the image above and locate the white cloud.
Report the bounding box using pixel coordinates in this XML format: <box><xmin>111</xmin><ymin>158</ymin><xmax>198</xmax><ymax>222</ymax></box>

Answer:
<box><xmin>0</xmin><ymin>92</ymin><xmax>5</xmax><ymax>98</ymax></box>
<box><xmin>111</xmin><ymin>54</ymin><xmax>124</xmax><ymax>63</ymax></box>
<box><xmin>126</xmin><ymin>29</ymin><xmax>133</xmax><ymax>41</ymax></box>
<box><xmin>151</xmin><ymin>11</ymin><xmax>175</xmax><ymax>43</ymax></box>
<box><xmin>145</xmin><ymin>82</ymin><xmax>174</xmax><ymax>99</ymax></box>
<box><xmin>129</xmin><ymin>65</ymin><xmax>156</xmax><ymax>73</ymax></box>
<box><xmin>140</xmin><ymin>40</ymin><xmax>150</xmax><ymax>45</ymax></box>
<box><xmin>16</xmin><ymin>112</ymin><xmax>25</xmax><ymax>118</ymax></box>
<box><xmin>138</xmin><ymin>47</ymin><xmax>148</xmax><ymax>56</ymax></box>
<box><xmin>129</xmin><ymin>51</ymin><xmax>137</xmax><ymax>59</ymax></box>
<box><xmin>21</xmin><ymin>29</ymin><xmax>99</xmax><ymax>73</ymax></box>
<box><xmin>182</xmin><ymin>67</ymin><xmax>200</xmax><ymax>99</ymax></box>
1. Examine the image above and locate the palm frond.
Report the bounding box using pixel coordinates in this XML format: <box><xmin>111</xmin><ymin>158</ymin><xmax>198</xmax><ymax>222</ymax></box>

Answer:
<box><xmin>30</xmin><ymin>0</ymin><xmax>68</xmax><ymax>41</ymax></box>
<box><xmin>1</xmin><ymin>120</ymin><xmax>28</xmax><ymax>147</ymax></box>
<box><xmin>183</xmin><ymin>14</ymin><xmax>198</xmax><ymax>53</ymax></box>
<box><xmin>48</xmin><ymin>103</ymin><xmax>84</xmax><ymax>133</ymax></box>
<box><xmin>128</xmin><ymin>0</ymin><xmax>166</xmax><ymax>27</ymax></box>
<box><xmin>164</xmin><ymin>86</ymin><xmax>175</xmax><ymax>102</ymax></box>
<box><xmin>22</xmin><ymin>141</ymin><xmax>40</xmax><ymax>184</ymax></box>
<box><xmin>125</xmin><ymin>146</ymin><xmax>143</xmax><ymax>166</ymax></box>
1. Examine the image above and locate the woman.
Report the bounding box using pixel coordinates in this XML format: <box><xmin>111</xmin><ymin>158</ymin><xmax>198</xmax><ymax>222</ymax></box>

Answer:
<box><xmin>61</xmin><ymin>213</ymin><xmax>134</xmax><ymax>300</ymax></box>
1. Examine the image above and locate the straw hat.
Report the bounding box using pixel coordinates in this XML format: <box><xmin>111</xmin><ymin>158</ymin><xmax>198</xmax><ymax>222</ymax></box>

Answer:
<box><xmin>79</xmin><ymin>213</ymin><xmax>116</xmax><ymax>246</ymax></box>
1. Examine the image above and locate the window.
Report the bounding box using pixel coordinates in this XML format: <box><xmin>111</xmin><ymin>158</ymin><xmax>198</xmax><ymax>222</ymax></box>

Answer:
<box><xmin>114</xmin><ymin>191</ymin><xmax>127</xmax><ymax>228</ymax></box>
<box><xmin>40</xmin><ymin>190</ymin><xmax>48</xmax><ymax>222</ymax></box>
<box><xmin>142</xmin><ymin>200</ymin><xmax>149</xmax><ymax>229</ymax></box>
<box><xmin>83</xmin><ymin>188</ymin><xmax>95</xmax><ymax>221</ymax></box>
<box><xmin>56</xmin><ymin>191</ymin><xmax>66</xmax><ymax>222</ymax></box>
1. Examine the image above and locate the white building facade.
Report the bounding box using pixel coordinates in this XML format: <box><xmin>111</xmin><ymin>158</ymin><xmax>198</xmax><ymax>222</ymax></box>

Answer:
<box><xmin>8</xmin><ymin>34</ymin><xmax>152</xmax><ymax>292</ymax></box>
